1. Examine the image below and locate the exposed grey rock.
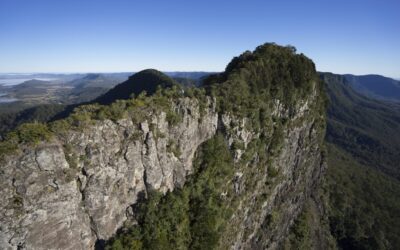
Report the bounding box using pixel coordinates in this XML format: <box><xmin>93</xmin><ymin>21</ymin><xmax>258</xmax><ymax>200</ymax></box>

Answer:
<box><xmin>0</xmin><ymin>97</ymin><xmax>218</xmax><ymax>249</ymax></box>
<box><xmin>217</xmin><ymin>84</ymin><xmax>326</xmax><ymax>250</ymax></box>
<box><xmin>0</xmin><ymin>85</ymin><xmax>325</xmax><ymax>250</ymax></box>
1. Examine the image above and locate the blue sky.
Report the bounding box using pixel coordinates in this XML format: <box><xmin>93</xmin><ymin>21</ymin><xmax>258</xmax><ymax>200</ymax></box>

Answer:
<box><xmin>0</xmin><ymin>0</ymin><xmax>399</xmax><ymax>78</ymax></box>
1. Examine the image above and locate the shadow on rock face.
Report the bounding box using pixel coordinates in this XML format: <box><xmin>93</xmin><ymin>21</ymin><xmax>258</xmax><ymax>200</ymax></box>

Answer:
<box><xmin>94</xmin><ymin>239</ymin><xmax>105</xmax><ymax>250</ymax></box>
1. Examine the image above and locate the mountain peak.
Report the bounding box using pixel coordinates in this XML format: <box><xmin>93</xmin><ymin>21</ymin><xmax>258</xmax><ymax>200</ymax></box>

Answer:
<box><xmin>203</xmin><ymin>43</ymin><xmax>316</xmax><ymax>98</ymax></box>
<box><xmin>94</xmin><ymin>69</ymin><xmax>176</xmax><ymax>105</ymax></box>
<box><xmin>128</xmin><ymin>69</ymin><xmax>163</xmax><ymax>78</ymax></box>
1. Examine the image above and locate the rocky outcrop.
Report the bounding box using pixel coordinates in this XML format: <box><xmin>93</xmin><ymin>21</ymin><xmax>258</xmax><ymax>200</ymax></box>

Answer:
<box><xmin>0</xmin><ymin>44</ymin><xmax>327</xmax><ymax>250</ymax></box>
<box><xmin>0</xmin><ymin>98</ymin><xmax>218</xmax><ymax>250</ymax></box>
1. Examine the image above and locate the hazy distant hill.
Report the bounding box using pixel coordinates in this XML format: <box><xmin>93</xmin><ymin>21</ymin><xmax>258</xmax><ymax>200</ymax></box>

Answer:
<box><xmin>0</xmin><ymin>79</ymin><xmax>67</xmax><ymax>110</ymax></box>
<box><xmin>8</xmin><ymin>79</ymin><xmax>54</xmax><ymax>97</ymax></box>
<box><xmin>167</xmin><ymin>72</ymin><xmax>214</xmax><ymax>87</ymax></box>
<box><xmin>64</xmin><ymin>73</ymin><xmax>122</xmax><ymax>103</ymax></box>
<box><xmin>166</xmin><ymin>71</ymin><xmax>213</xmax><ymax>82</ymax></box>
<box><xmin>66</xmin><ymin>73</ymin><xmax>121</xmax><ymax>89</ymax></box>
<box><xmin>344</xmin><ymin>74</ymin><xmax>400</xmax><ymax>102</ymax></box>
<box><xmin>14</xmin><ymin>79</ymin><xmax>52</xmax><ymax>87</ymax></box>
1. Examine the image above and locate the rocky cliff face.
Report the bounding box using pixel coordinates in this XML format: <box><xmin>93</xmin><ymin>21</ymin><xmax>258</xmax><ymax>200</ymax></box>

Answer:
<box><xmin>217</xmin><ymin>87</ymin><xmax>326</xmax><ymax>249</ymax></box>
<box><xmin>0</xmin><ymin>43</ymin><xmax>326</xmax><ymax>250</ymax></box>
<box><xmin>0</xmin><ymin>98</ymin><xmax>218</xmax><ymax>249</ymax></box>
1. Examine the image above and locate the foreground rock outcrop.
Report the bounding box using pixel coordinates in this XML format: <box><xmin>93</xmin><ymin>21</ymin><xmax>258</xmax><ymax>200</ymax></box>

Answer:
<box><xmin>0</xmin><ymin>97</ymin><xmax>218</xmax><ymax>249</ymax></box>
<box><xmin>0</xmin><ymin>43</ymin><xmax>326</xmax><ymax>249</ymax></box>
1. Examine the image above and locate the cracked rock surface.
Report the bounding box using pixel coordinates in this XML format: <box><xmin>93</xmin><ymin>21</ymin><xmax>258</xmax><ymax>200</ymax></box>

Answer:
<box><xmin>0</xmin><ymin>98</ymin><xmax>218</xmax><ymax>250</ymax></box>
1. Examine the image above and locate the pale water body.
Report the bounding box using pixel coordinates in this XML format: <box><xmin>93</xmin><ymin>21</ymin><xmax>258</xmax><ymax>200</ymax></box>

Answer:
<box><xmin>0</xmin><ymin>97</ymin><xmax>18</xmax><ymax>103</ymax></box>
<box><xmin>0</xmin><ymin>93</ymin><xmax>18</xmax><ymax>103</ymax></box>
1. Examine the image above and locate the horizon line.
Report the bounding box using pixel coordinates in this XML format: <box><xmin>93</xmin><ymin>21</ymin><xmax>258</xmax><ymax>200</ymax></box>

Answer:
<box><xmin>0</xmin><ymin>71</ymin><xmax>398</xmax><ymax>80</ymax></box>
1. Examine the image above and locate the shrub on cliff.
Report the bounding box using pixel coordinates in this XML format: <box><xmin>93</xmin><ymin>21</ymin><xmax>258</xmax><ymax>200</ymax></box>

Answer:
<box><xmin>0</xmin><ymin>122</ymin><xmax>53</xmax><ymax>160</ymax></box>
<box><xmin>3</xmin><ymin>122</ymin><xmax>52</xmax><ymax>145</ymax></box>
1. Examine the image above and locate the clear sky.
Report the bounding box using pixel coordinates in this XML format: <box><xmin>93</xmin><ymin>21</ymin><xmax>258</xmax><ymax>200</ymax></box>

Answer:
<box><xmin>0</xmin><ymin>0</ymin><xmax>399</xmax><ymax>78</ymax></box>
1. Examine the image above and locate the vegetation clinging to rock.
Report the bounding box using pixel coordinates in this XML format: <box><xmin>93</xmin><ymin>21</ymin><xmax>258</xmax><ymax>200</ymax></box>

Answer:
<box><xmin>106</xmin><ymin>133</ymin><xmax>234</xmax><ymax>250</ymax></box>
<box><xmin>105</xmin><ymin>43</ymin><xmax>325</xmax><ymax>249</ymax></box>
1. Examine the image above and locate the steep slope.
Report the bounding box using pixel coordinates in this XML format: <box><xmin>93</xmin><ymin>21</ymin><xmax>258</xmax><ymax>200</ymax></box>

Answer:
<box><xmin>344</xmin><ymin>74</ymin><xmax>400</xmax><ymax>102</ymax></box>
<box><xmin>0</xmin><ymin>43</ymin><xmax>326</xmax><ymax>250</ymax></box>
<box><xmin>323</xmin><ymin>74</ymin><xmax>400</xmax><ymax>249</ymax></box>
<box><xmin>284</xmin><ymin>73</ymin><xmax>400</xmax><ymax>250</ymax></box>
<box><xmin>322</xmin><ymin>73</ymin><xmax>400</xmax><ymax>179</ymax></box>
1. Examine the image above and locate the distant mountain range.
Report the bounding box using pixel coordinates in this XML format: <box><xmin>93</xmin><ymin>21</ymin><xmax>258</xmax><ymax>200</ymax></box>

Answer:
<box><xmin>0</xmin><ymin>72</ymin><xmax>212</xmax><ymax>84</ymax></box>
<box><xmin>63</xmin><ymin>74</ymin><xmax>122</xmax><ymax>103</ymax></box>
<box><xmin>343</xmin><ymin>74</ymin><xmax>400</xmax><ymax>102</ymax></box>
